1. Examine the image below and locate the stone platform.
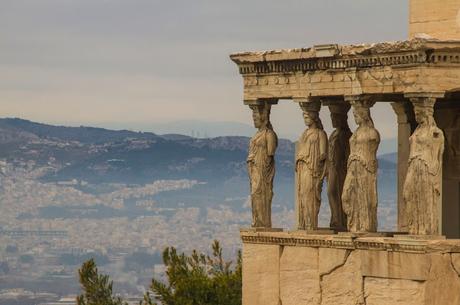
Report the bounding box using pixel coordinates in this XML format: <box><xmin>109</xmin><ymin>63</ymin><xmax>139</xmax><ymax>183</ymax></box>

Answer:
<box><xmin>241</xmin><ymin>229</ymin><xmax>460</xmax><ymax>305</ymax></box>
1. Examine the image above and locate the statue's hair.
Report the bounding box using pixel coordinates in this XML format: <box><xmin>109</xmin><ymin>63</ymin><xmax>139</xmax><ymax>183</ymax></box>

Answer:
<box><xmin>299</xmin><ymin>101</ymin><xmax>323</xmax><ymax>129</ymax></box>
<box><xmin>331</xmin><ymin>110</ymin><xmax>349</xmax><ymax>120</ymax></box>
<box><xmin>413</xmin><ymin>102</ymin><xmax>434</xmax><ymax>115</ymax></box>
<box><xmin>413</xmin><ymin>102</ymin><xmax>436</xmax><ymax>125</ymax></box>
<box><xmin>305</xmin><ymin>111</ymin><xmax>324</xmax><ymax>130</ymax></box>
<box><xmin>352</xmin><ymin>101</ymin><xmax>374</xmax><ymax>126</ymax></box>
<box><xmin>330</xmin><ymin>111</ymin><xmax>350</xmax><ymax>130</ymax></box>
<box><xmin>250</xmin><ymin>103</ymin><xmax>273</xmax><ymax>129</ymax></box>
<box><xmin>328</xmin><ymin>103</ymin><xmax>350</xmax><ymax>114</ymax></box>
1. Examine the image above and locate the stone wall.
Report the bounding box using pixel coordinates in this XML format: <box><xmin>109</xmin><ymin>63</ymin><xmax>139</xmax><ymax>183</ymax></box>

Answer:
<box><xmin>241</xmin><ymin>230</ymin><xmax>460</xmax><ymax>305</ymax></box>
<box><xmin>410</xmin><ymin>0</ymin><xmax>460</xmax><ymax>40</ymax></box>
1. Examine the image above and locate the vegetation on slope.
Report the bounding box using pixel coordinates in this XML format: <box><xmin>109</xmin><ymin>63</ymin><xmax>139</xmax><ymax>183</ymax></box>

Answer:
<box><xmin>77</xmin><ymin>240</ymin><xmax>242</xmax><ymax>305</ymax></box>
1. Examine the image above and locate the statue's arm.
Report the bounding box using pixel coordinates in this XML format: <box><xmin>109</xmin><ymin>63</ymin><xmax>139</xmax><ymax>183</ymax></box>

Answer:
<box><xmin>333</xmin><ymin>133</ymin><xmax>350</xmax><ymax>170</ymax></box>
<box><xmin>430</xmin><ymin>129</ymin><xmax>445</xmax><ymax>176</ymax></box>
<box><xmin>365</xmin><ymin>128</ymin><xmax>380</xmax><ymax>173</ymax></box>
<box><xmin>319</xmin><ymin>131</ymin><xmax>328</xmax><ymax>161</ymax></box>
<box><xmin>266</xmin><ymin>132</ymin><xmax>278</xmax><ymax>157</ymax></box>
<box><xmin>371</xmin><ymin>128</ymin><xmax>381</xmax><ymax>145</ymax></box>
<box><xmin>343</xmin><ymin>135</ymin><xmax>351</xmax><ymax>167</ymax></box>
<box><xmin>320</xmin><ymin>131</ymin><xmax>328</xmax><ymax>179</ymax></box>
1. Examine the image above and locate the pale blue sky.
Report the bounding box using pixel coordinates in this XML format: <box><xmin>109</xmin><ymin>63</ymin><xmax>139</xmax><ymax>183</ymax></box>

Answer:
<box><xmin>0</xmin><ymin>0</ymin><xmax>408</xmax><ymax>139</ymax></box>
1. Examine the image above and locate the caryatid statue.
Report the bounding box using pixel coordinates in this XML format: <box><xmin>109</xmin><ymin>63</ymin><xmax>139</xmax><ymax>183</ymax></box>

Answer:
<box><xmin>247</xmin><ymin>103</ymin><xmax>278</xmax><ymax>228</ymax></box>
<box><xmin>327</xmin><ymin>103</ymin><xmax>352</xmax><ymax>230</ymax></box>
<box><xmin>295</xmin><ymin>101</ymin><xmax>328</xmax><ymax>230</ymax></box>
<box><xmin>342</xmin><ymin>98</ymin><xmax>380</xmax><ymax>233</ymax></box>
<box><xmin>403</xmin><ymin>97</ymin><xmax>444</xmax><ymax>235</ymax></box>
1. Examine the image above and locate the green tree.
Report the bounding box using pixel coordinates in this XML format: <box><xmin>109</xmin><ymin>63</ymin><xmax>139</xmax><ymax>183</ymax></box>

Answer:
<box><xmin>76</xmin><ymin>241</ymin><xmax>241</xmax><ymax>305</ymax></box>
<box><xmin>144</xmin><ymin>240</ymin><xmax>242</xmax><ymax>305</ymax></box>
<box><xmin>77</xmin><ymin>259</ymin><xmax>127</xmax><ymax>305</ymax></box>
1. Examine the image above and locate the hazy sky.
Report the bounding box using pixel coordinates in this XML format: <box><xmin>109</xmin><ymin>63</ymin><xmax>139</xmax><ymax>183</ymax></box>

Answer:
<box><xmin>0</xmin><ymin>0</ymin><xmax>408</xmax><ymax>139</ymax></box>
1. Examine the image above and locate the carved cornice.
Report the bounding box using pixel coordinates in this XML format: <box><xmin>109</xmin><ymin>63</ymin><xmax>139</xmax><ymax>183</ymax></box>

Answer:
<box><xmin>428</xmin><ymin>52</ymin><xmax>460</xmax><ymax>64</ymax></box>
<box><xmin>240</xmin><ymin>231</ymin><xmax>460</xmax><ymax>254</ymax></box>
<box><xmin>235</xmin><ymin>50</ymin><xmax>428</xmax><ymax>75</ymax></box>
<box><xmin>231</xmin><ymin>39</ymin><xmax>460</xmax><ymax>76</ymax></box>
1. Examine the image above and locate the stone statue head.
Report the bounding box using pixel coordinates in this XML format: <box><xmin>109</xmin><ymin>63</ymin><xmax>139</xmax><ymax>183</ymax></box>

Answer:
<box><xmin>250</xmin><ymin>103</ymin><xmax>272</xmax><ymax>129</ymax></box>
<box><xmin>413</xmin><ymin>101</ymin><xmax>435</xmax><ymax>125</ymax></box>
<box><xmin>303</xmin><ymin>111</ymin><xmax>323</xmax><ymax>129</ymax></box>
<box><xmin>329</xmin><ymin>104</ymin><xmax>350</xmax><ymax>129</ymax></box>
<box><xmin>351</xmin><ymin>100</ymin><xmax>374</xmax><ymax>127</ymax></box>
<box><xmin>300</xmin><ymin>101</ymin><xmax>323</xmax><ymax>129</ymax></box>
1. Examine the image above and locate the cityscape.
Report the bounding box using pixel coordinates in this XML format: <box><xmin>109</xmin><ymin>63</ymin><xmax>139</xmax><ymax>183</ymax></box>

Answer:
<box><xmin>0</xmin><ymin>118</ymin><xmax>397</xmax><ymax>305</ymax></box>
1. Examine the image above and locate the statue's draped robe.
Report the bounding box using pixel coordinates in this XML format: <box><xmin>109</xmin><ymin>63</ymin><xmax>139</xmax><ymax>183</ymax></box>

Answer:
<box><xmin>327</xmin><ymin>128</ymin><xmax>352</xmax><ymax>229</ymax></box>
<box><xmin>247</xmin><ymin>128</ymin><xmax>278</xmax><ymax>227</ymax></box>
<box><xmin>342</xmin><ymin>126</ymin><xmax>380</xmax><ymax>232</ymax></box>
<box><xmin>296</xmin><ymin>128</ymin><xmax>327</xmax><ymax>230</ymax></box>
<box><xmin>403</xmin><ymin>124</ymin><xmax>444</xmax><ymax>235</ymax></box>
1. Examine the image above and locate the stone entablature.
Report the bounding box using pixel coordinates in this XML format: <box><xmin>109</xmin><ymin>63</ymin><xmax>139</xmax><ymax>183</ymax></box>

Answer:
<box><xmin>230</xmin><ymin>39</ymin><xmax>460</xmax><ymax>102</ymax></box>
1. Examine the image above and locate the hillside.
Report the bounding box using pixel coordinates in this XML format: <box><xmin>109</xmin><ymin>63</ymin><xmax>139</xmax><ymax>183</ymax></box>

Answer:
<box><xmin>0</xmin><ymin>117</ymin><xmax>398</xmax><ymax>299</ymax></box>
<box><xmin>0</xmin><ymin>117</ymin><xmax>396</xmax><ymax>206</ymax></box>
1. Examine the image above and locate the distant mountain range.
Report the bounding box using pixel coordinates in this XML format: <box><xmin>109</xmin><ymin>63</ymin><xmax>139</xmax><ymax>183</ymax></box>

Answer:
<box><xmin>0</xmin><ymin>118</ymin><xmax>293</xmax><ymax>183</ymax></box>
<box><xmin>89</xmin><ymin>120</ymin><xmax>257</xmax><ymax>139</ymax></box>
<box><xmin>42</xmin><ymin>119</ymin><xmax>398</xmax><ymax>154</ymax></box>
<box><xmin>0</xmin><ymin>118</ymin><xmax>397</xmax><ymax>210</ymax></box>
<box><xmin>0</xmin><ymin>118</ymin><xmax>396</xmax><ymax>176</ymax></box>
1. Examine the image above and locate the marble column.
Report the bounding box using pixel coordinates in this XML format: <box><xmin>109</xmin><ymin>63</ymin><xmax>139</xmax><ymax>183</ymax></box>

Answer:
<box><xmin>391</xmin><ymin>101</ymin><xmax>416</xmax><ymax>232</ymax></box>
<box><xmin>342</xmin><ymin>96</ymin><xmax>380</xmax><ymax>233</ymax></box>
<box><xmin>404</xmin><ymin>93</ymin><xmax>445</xmax><ymax>235</ymax></box>
<box><xmin>294</xmin><ymin>100</ymin><xmax>328</xmax><ymax>230</ymax></box>
<box><xmin>325</xmin><ymin>102</ymin><xmax>351</xmax><ymax>230</ymax></box>
<box><xmin>246</xmin><ymin>100</ymin><xmax>278</xmax><ymax>228</ymax></box>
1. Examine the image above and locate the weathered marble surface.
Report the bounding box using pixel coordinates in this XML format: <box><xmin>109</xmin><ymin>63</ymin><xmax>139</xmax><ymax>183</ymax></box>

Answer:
<box><xmin>230</xmin><ymin>39</ymin><xmax>460</xmax><ymax>103</ymax></box>
<box><xmin>241</xmin><ymin>231</ymin><xmax>460</xmax><ymax>305</ymax></box>
<box><xmin>280</xmin><ymin>246</ymin><xmax>320</xmax><ymax>305</ymax></box>
<box><xmin>410</xmin><ymin>0</ymin><xmax>460</xmax><ymax>40</ymax></box>
<box><xmin>342</xmin><ymin>98</ymin><xmax>380</xmax><ymax>233</ymax></box>
<box><xmin>327</xmin><ymin>103</ymin><xmax>351</xmax><ymax>230</ymax></box>
<box><xmin>321</xmin><ymin>251</ymin><xmax>363</xmax><ymax>305</ymax></box>
<box><xmin>242</xmin><ymin>243</ymin><xmax>280</xmax><ymax>305</ymax></box>
<box><xmin>364</xmin><ymin>277</ymin><xmax>425</xmax><ymax>305</ymax></box>
<box><xmin>404</xmin><ymin>96</ymin><xmax>444</xmax><ymax>235</ymax></box>
<box><xmin>295</xmin><ymin>101</ymin><xmax>327</xmax><ymax>230</ymax></box>
<box><xmin>247</xmin><ymin>103</ymin><xmax>278</xmax><ymax>228</ymax></box>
